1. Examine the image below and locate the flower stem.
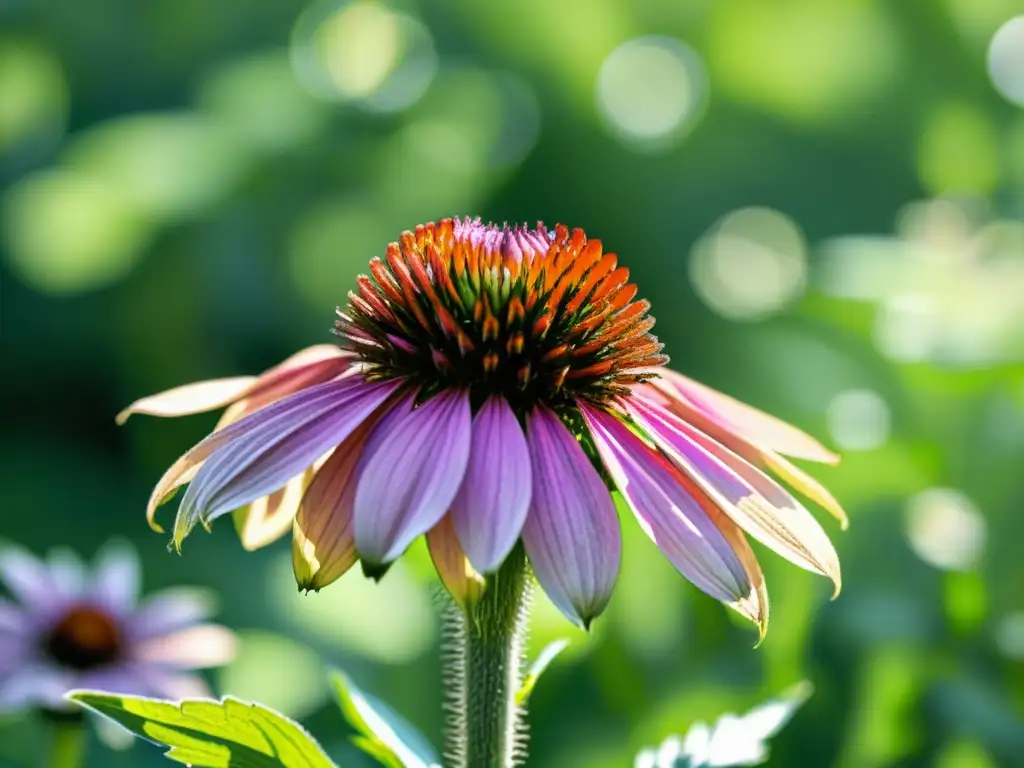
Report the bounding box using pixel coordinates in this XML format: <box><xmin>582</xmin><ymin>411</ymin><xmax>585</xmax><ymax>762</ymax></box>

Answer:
<box><xmin>447</xmin><ymin>545</ymin><xmax>531</xmax><ymax>768</ymax></box>
<box><xmin>44</xmin><ymin>719</ymin><xmax>85</xmax><ymax>768</ymax></box>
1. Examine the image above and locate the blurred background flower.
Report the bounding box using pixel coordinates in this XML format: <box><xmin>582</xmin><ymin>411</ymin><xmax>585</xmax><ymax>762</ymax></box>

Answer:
<box><xmin>1</xmin><ymin>0</ymin><xmax>1023</xmax><ymax>766</ymax></box>
<box><xmin>0</xmin><ymin>542</ymin><xmax>235</xmax><ymax>711</ymax></box>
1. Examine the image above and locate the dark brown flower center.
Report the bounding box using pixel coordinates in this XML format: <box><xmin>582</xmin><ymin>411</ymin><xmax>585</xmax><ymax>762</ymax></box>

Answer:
<box><xmin>45</xmin><ymin>605</ymin><xmax>123</xmax><ymax>670</ymax></box>
<box><xmin>336</xmin><ymin>218</ymin><xmax>667</xmax><ymax>411</ymax></box>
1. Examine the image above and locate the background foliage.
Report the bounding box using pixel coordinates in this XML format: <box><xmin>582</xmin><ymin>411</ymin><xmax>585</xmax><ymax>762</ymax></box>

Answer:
<box><xmin>2</xmin><ymin>0</ymin><xmax>1023</xmax><ymax>765</ymax></box>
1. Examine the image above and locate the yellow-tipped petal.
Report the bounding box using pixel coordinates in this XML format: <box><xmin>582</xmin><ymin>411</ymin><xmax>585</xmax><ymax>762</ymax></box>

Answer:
<box><xmin>233</xmin><ymin>468</ymin><xmax>313</xmax><ymax>551</ymax></box>
<box><xmin>291</xmin><ymin>425</ymin><xmax>369</xmax><ymax>591</ymax></box>
<box><xmin>427</xmin><ymin>514</ymin><xmax>485</xmax><ymax>611</ymax></box>
<box><xmin>117</xmin><ymin>377</ymin><xmax>257</xmax><ymax>425</ymax></box>
<box><xmin>762</xmin><ymin>451</ymin><xmax>850</xmax><ymax>530</ymax></box>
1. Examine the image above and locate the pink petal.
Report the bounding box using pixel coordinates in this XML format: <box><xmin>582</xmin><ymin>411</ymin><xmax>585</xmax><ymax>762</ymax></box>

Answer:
<box><xmin>354</xmin><ymin>389</ymin><xmax>472</xmax><ymax>566</ymax></box>
<box><xmin>521</xmin><ymin>406</ymin><xmax>621</xmax><ymax>628</ymax></box>
<box><xmin>116</xmin><ymin>377</ymin><xmax>257</xmax><ymax>425</ymax></box>
<box><xmin>292</xmin><ymin>420</ymin><xmax>375</xmax><ymax>590</ymax></box>
<box><xmin>0</xmin><ymin>664</ymin><xmax>73</xmax><ymax>710</ymax></box>
<box><xmin>0</xmin><ymin>546</ymin><xmax>54</xmax><ymax>606</ymax></box>
<box><xmin>627</xmin><ymin>398</ymin><xmax>841</xmax><ymax>595</ymax></box>
<box><xmin>137</xmin><ymin>669</ymin><xmax>211</xmax><ymax>700</ymax></box>
<box><xmin>581</xmin><ymin>404</ymin><xmax>762</xmax><ymax>620</ymax></box>
<box><xmin>450</xmin><ymin>396</ymin><xmax>532</xmax><ymax>573</ymax></box>
<box><xmin>128</xmin><ymin>588</ymin><xmax>216</xmax><ymax>642</ymax></box>
<box><xmin>133</xmin><ymin>624</ymin><xmax>237</xmax><ymax>669</ymax></box>
<box><xmin>652</xmin><ymin>368</ymin><xmax>840</xmax><ymax>464</ymax></box>
<box><xmin>239</xmin><ymin>345</ymin><xmax>353</xmax><ymax>414</ymax></box>
<box><xmin>174</xmin><ymin>377</ymin><xmax>398</xmax><ymax>546</ymax></box>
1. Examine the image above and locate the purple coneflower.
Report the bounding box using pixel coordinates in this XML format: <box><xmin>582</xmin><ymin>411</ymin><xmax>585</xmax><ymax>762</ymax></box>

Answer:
<box><xmin>0</xmin><ymin>542</ymin><xmax>235</xmax><ymax>711</ymax></box>
<box><xmin>121</xmin><ymin>218</ymin><xmax>845</xmax><ymax>632</ymax></box>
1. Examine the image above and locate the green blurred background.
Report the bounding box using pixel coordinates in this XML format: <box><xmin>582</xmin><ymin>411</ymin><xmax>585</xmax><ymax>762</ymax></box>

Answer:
<box><xmin>2</xmin><ymin>0</ymin><xmax>1024</xmax><ymax>765</ymax></box>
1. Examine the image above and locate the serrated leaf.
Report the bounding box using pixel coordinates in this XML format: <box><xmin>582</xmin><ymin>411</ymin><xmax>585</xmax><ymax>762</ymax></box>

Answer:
<box><xmin>516</xmin><ymin>639</ymin><xmax>570</xmax><ymax>706</ymax></box>
<box><xmin>329</xmin><ymin>670</ymin><xmax>440</xmax><ymax>768</ymax></box>
<box><xmin>68</xmin><ymin>690</ymin><xmax>335</xmax><ymax>768</ymax></box>
<box><xmin>635</xmin><ymin>682</ymin><xmax>813</xmax><ymax>767</ymax></box>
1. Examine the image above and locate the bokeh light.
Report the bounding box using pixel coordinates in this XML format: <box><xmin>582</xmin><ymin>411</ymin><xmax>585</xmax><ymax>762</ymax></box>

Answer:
<box><xmin>218</xmin><ymin>631</ymin><xmax>328</xmax><ymax>719</ymax></box>
<box><xmin>905</xmin><ymin>488</ymin><xmax>986</xmax><ymax>571</ymax></box>
<box><xmin>0</xmin><ymin>38</ymin><xmax>67</xmax><ymax>159</ymax></box>
<box><xmin>595</xmin><ymin>36</ymin><xmax>707</xmax><ymax>150</ymax></box>
<box><xmin>987</xmin><ymin>16</ymin><xmax>1024</xmax><ymax>107</ymax></box>
<box><xmin>917</xmin><ymin>103</ymin><xmax>999</xmax><ymax>195</ymax></box>
<box><xmin>268</xmin><ymin>551</ymin><xmax>434</xmax><ymax>664</ymax></box>
<box><xmin>199</xmin><ymin>52</ymin><xmax>330</xmax><ymax>155</ymax></box>
<box><xmin>826</xmin><ymin>389</ymin><xmax>891</xmax><ymax>452</ymax></box>
<box><xmin>994</xmin><ymin>612</ymin><xmax>1024</xmax><ymax>661</ymax></box>
<box><xmin>689</xmin><ymin>207</ymin><xmax>807</xmax><ymax>321</ymax></box>
<box><xmin>706</xmin><ymin>0</ymin><xmax>896</xmax><ymax>125</ymax></box>
<box><xmin>291</xmin><ymin>0</ymin><xmax>436</xmax><ymax>112</ymax></box>
<box><xmin>2</xmin><ymin>168</ymin><xmax>152</xmax><ymax>294</ymax></box>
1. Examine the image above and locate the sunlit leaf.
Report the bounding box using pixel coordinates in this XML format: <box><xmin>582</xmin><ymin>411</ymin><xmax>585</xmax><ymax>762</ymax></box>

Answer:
<box><xmin>330</xmin><ymin>670</ymin><xmax>441</xmax><ymax>768</ymax></box>
<box><xmin>67</xmin><ymin>690</ymin><xmax>335</xmax><ymax>767</ymax></box>
<box><xmin>635</xmin><ymin>682</ymin><xmax>812</xmax><ymax>767</ymax></box>
<box><xmin>517</xmin><ymin>638</ymin><xmax>570</xmax><ymax>706</ymax></box>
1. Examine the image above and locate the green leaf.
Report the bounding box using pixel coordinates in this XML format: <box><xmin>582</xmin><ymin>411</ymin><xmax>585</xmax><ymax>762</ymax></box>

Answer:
<box><xmin>329</xmin><ymin>670</ymin><xmax>440</xmax><ymax>768</ymax></box>
<box><xmin>67</xmin><ymin>690</ymin><xmax>335</xmax><ymax>768</ymax></box>
<box><xmin>517</xmin><ymin>639</ymin><xmax>570</xmax><ymax>706</ymax></box>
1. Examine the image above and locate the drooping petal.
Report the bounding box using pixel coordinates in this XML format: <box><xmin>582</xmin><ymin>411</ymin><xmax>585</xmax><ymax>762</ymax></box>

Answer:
<box><xmin>233</xmin><ymin>467</ymin><xmax>315</xmax><ymax>552</ymax></box>
<box><xmin>0</xmin><ymin>664</ymin><xmax>73</xmax><ymax>710</ymax></box>
<box><xmin>0</xmin><ymin>546</ymin><xmax>55</xmax><ymax>606</ymax></box>
<box><xmin>354</xmin><ymin>389</ymin><xmax>472</xmax><ymax>566</ymax></box>
<box><xmin>652</xmin><ymin>369</ymin><xmax>840</xmax><ymax>464</ymax></box>
<box><xmin>133</xmin><ymin>625</ymin><xmax>237</xmax><ymax>669</ymax></box>
<box><xmin>521</xmin><ymin>405</ymin><xmax>621</xmax><ymax>628</ymax></box>
<box><xmin>116</xmin><ymin>377</ymin><xmax>257</xmax><ymax>425</ymax></box>
<box><xmin>581</xmin><ymin>404</ymin><xmax>766</xmax><ymax>632</ymax></box>
<box><xmin>136</xmin><ymin>669</ymin><xmax>211</xmax><ymax>700</ymax></box>
<box><xmin>638</xmin><ymin>386</ymin><xmax>849</xmax><ymax>527</ymax></box>
<box><xmin>90</xmin><ymin>541</ymin><xmax>141</xmax><ymax>616</ymax></box>
<box><xmin>450</xmin><ymin>396</ymin><xmax>532</xmax><ymax>573</ymax></box>
<box><xmin>292</xmin><ymin>420</ymin><xmax>375</xmax><ymax>591</ymax></box>
<box><xmin>174</xmin><ymin>377</ymin><xmax>399</xmax><ymax>546</ymax></box>
<box><xmin>127</xmin><ymin>588</ymin><xmax>216</xmax><ymax>642</ymax></box>
<box><xmin>627</xmin><ymin>398</ymin><xmax>841</xmax><ymax>595</ymax></box>
<box><xmin>426</xmin><ymin>514</ymin><xmax>485</xmax><ymax>609</ymax></box>
<box><xmin>237</xmin><ymin>345</ymin><xmax>353</xmax><ymax>415</ymax></box>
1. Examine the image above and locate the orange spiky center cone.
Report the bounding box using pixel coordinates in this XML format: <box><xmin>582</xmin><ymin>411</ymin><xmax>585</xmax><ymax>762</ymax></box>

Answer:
<box><xmin>336</xmin><ymin>218</ymin><xmax>666</xmax><ymax>411</ymax></box>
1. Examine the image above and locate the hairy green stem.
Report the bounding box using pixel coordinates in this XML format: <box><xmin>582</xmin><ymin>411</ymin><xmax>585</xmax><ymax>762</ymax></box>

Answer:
<box><xmin>445</xmin><ymin>546</ymin><xmax>531</xmax><ymax>768</ymax></box>
<box><xmin>44</xmin><ymin>719</ymin><xmax>85</xmax><ymax>768</ymax></box>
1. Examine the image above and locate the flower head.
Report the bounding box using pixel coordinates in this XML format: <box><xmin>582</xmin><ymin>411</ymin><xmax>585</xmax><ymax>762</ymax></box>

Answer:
<box><xmin>0</xmin><ymin>542</ymin><xmax>235</xmax><ymax>711</ymax></box>
<box><xmin>123</xmin><ymin>218</ymin><xmax>846</xmax><ymax>632</ymax></box>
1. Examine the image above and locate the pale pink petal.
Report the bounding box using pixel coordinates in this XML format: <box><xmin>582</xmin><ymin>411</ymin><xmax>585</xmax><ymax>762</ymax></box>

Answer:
<box><xmin>652</xmin><ymin>369</ymin><xmax>840</xmax><ymax>464</ymax></box>
<box><xmin>76</xmin><ymin>665</ymin><xmax>154</xmax><ymax>698</ymax></box>
<box><xmin>354</xmin><ymin>390</ymin><xmax>473</xmax><ymax>566</ymax></box>
<box><xmin>292</xmin><ymin>420</ymin><xmax>376</xmax><ymax>590</ymax></box>
<box><xmin>0</xmin><ymin>664</ymin><xmax>73</xmax><ymax>710</ymax></box>
<box><xmin>116</xmin><ymin>377</ymin><xmax>257</xmax><ymax>425</ymax></box>
<box><xmin>0</xmin><ymin>546</ymin><xmax>55</xmax><ymax>606</ymax></box>
<box><xmin>136</xmin><ymin>669</ymin><xmax>211</xmax><ymax>700</ymax></box>
<box><xmin>133</xmin><ymin>624</ymin><xmax>237</xmax><ymax>669</ymax></box>
<box><xmin>426</xmin><ymin>514</ymin><xmax>485</xmax><ymax>608</ymax></box>
<box><xmin>90</xmin><ymin>542</ymin><xmax>141</xmax><ymax>616</ymax></box>
<box><xmin>46</xmin><ymin>548</ymin><xmax>88</xmax><ymax>601</ymax></box>
<box><xmin>240</xmin><ymin>346</ymin><xmax>353</xmax><ymax>413</ymax></box>
<box><xmin>233</xmin><ymin>467</ymin><xmax>314</xmax><ymax>552</ymax></box>
<box><xmin>581</xmin><ymin>404</ymin><xmax>764</xmax><ymax>629</ymax></box>
<box><xmin>174</xmin><ymin>377</ymin><xmax>399</xmax><ymax>546</ymax></box>
<box><xmin>127</xmin><ymin>588</ymin><xmax>216</xmax><ymax>642</ymax></box>
<box><xmin>521</xmin><ymin>406</ymin><xmax>621</xmax><ymax>628</ymax></box>
<box><xmin>0</xmin><ymin>599</ymin><xmax>25</xmax><ymax>634</ymax></box>
<box><xmin>450</xmin><ymin>396</ymin><xmax>532</xmax><ymax>573</ymax></box>
<box><xmin>627</xmin><ymin>398</ymin><xmax>841</xmax><ymax>595</ymax></box>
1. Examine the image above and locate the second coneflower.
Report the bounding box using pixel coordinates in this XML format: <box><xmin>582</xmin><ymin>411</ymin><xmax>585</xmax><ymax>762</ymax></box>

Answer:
<box><xmin>121</xmin><ymin>218</ymin><xmax>845</xmax><ymax>633</ymax></box>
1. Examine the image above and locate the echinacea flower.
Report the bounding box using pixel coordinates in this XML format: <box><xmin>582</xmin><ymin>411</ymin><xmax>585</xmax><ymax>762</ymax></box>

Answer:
<box><xmin>0</xmin><ymin>542</ymin><xmax>235</xmax><ymax>711</ymax></box>
<box><xmin>121</xmin><ymin>218</ymin><xmax>846</xmax><ymax>632</ymax></box>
